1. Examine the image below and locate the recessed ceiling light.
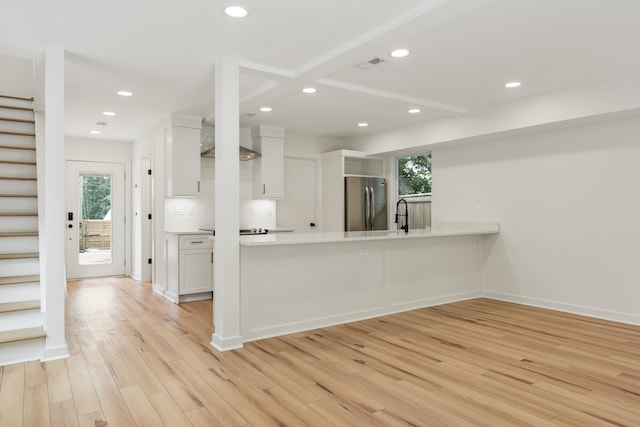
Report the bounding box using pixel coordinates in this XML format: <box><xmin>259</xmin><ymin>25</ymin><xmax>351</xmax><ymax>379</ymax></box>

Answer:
<box><xmin>224</xmin><ymin>6</ymin><xmax>248</xmax><ymax>18</ymax></box>
<box><xmin>505</xmin><ymin>81</ymin><xmax>521</xmax><ymax>88</ymax></box>
<box><xmin>408</xmin><ymin>108</ymin><xmax>421</xmax><ymax>114</ymax></box>
<box><xmin>117</xmin><ymin>90</ymin><xmax>133</xmax><ymax>97</ymax></box>
<box><xmin>102</xmin><ymin>111</ymin><xmax>116</xmax><ymax>116</ymax></box>
<box><xmin>260</xmin><ymin>107</ymin><xmax>272</xmax><ymax>112</ymax></box>
<box><xmin>390</xmin><ymin>49</ymin><xmax>410</xmax><ymax>58</ymax></box>
<box><xmin>302</xmin><ymin>87</ymin><xmax>316</xmax><ymax>94</ymax></box>
<box><xmin>358</xmin><ymin>122</ymin><xmax>369</xmax><ymax>127</ymax></box>
<box><xmin>90</xmin><ymin>130</ymin><xmax>101</xmax><ymax>135</ymax></box>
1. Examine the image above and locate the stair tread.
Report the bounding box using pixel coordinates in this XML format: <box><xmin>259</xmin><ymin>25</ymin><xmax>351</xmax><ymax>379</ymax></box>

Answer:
<box><xmin>0</xmin><ymin>131</ymin><xmax>35</xmax><ymax>136</ymax></box>
<box><xmin>0</xmin><ymin>95</ymin><xmax>33</xmax><ymax>102</ymax></box>
<box><xmin>0</xmin><ymin>327</ymin><xmax>45</xmax><ymax>345</ymax></box>
<box><xmin>0</xmin><ymin>117</ymin><xmax>35</xmax><ymax>124</ymax></box>
<box><xmin>0</xmin><ymin>160</ymin><xmax>36</xmax><ymax>165</ymax></box>
<box><xmin>0</xmin><ymin>104</ymin><xmax>33</xmax><ymax>112</ymax></box>
<box><xmin>0</xmin><ymin>212</ymin><xmax>38</xmax><ymax>216</ymax></box>
<box><xmin>0</xmin><ymin>275</ymin><xmax>40</xmax><ymax>285</ymax></box>
<box><xmin>0</xmin><ymin>252</ymin><xmax>39</xmax><ymax>259</ymax></box>
<box><xmin>0</xmin><ymin>145</ymin><xmax>36</xmax><ymax>151</ymax></box>
<box><xmin>0</xmin><ymin>231</ymin><xmax>38</xmax><ymax>237</ymax></box>
<box><xmin>0</xmin><ymin>176</ymin><xmax>37</xmax><ymax>180</ymax></box>
<box><xmin>0</xmin><ymin>299</ymin><xmax>40</xmax><ymax>313</ymax></box>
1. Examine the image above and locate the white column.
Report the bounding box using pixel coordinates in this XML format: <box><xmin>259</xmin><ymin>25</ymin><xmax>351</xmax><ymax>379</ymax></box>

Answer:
<box><xmin>211</xmin><ymin>58</ymin><xmax>243</xmax><ymax>351</ymax></box>
<box><xmin>41</xmin><ymin>46</ymin><xmax>69</xmax><ymax>361</ymax></box>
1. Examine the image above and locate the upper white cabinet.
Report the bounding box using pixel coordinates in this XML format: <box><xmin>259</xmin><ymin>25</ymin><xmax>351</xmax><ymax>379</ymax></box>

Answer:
<box><xmin>252</xmin><ymin>125</ymin><xmax>285</xmax><ymax>199</ymax></box>
<box><xmin>165</xmin><ymin>115</ymin><xmax>202</xmax><ymax>197</ymax></box>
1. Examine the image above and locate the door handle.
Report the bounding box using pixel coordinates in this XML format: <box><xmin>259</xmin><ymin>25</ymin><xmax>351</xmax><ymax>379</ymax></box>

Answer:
<box><xmin>370</xmin><ymin>187</ymin><xmax>375</xmax><ymax>228</ymax></box>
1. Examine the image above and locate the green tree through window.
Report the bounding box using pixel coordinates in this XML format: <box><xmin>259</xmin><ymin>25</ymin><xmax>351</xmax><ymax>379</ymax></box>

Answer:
<box><xmin>398</xmin><ymin>153</ymin><xmax>431</xmax><ymax>196</ymax></box>
<box><xmin>80</xmin><ymin>174</ymin><xmax>111</xmax><ymax>220</ymax></box>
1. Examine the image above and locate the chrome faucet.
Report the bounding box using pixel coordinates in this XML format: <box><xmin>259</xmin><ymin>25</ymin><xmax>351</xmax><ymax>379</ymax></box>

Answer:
<box><xmin>395</xmin><ymin>198</ymin><xmax>409</xmax><ymax>233</ymax></box>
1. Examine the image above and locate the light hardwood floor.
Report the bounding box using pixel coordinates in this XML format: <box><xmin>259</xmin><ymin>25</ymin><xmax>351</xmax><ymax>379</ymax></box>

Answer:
<box><xmin>1</xmin><ymin>277</ymin><xmax>640</xmax><ymax>426</ymax></box>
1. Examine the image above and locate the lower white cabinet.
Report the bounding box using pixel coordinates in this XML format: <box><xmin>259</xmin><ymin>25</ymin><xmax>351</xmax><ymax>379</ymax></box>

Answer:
<box><xmin>165</xmin><ymin>232</ymin><xmax>213</xmax><ymax>303</ymax></box>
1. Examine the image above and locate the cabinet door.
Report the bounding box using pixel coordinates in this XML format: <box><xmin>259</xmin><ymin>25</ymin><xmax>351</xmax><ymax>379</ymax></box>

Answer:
<box><xmin>257</xmin><ymin>138</ymin><xmax>284</xmax><ymax>199</ymax></box>
<box><xmin>179</xmin><ymin>249</ymin><xmax>213</xmax><ymax>294</ymax></box>
<box><xmin>167</xmin><ymin>126</ymin><xmax>201</xmax><ymax>197</ymax></box>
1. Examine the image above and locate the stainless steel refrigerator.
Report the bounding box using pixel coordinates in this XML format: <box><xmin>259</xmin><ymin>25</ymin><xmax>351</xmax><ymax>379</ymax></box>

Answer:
<box><xmin>345</xmin><ymin>176</ymin><xmax>387</xmax><ymax>231</ymax></box>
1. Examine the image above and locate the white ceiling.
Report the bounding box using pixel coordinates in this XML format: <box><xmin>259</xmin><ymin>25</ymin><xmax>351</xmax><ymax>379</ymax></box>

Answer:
<box><xmin>2</xmin><ymin>0</ymin><xmax>640</xmax><ymax>141</ymax></box>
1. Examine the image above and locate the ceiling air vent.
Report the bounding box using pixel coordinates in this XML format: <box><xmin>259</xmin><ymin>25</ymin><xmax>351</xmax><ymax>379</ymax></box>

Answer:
<box><xmin>354</xmin><ymin>57</ymin><xmax>385</xmax><ymax>70</ymax></box>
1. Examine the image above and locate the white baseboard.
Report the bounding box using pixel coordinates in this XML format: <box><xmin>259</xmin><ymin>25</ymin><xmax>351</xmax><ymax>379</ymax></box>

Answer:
<box><xmin>41</xmin><ymin>343</ymin><xmax>70</xmax><ymax>362</ymax></box>
<box><xmin>242</xmin><ymin>291</ymin><xmax>482</xmax><ymax>344</ymax></box>
<box><xmin>211</xmin><ymin>333</ymin><xmax>243</xmax><ymax>352</ymax></box>
<box><xmin>483</xmin><ymin>291</ymin><xmax>640</xmax><ymax>326</ymax></box>
<box><xmin>388</xmin><ymin>290</ymin><xmax>482</xmax><ymax>315</ymax></box>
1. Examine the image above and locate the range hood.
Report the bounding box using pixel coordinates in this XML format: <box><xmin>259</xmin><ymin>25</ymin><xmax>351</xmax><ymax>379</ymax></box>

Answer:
<box><xmin>200</xmin><ymin>123</ymin><xmax>261</xmax><ymax>161</ymax></box>
<box><xmin>200</xmin><ymin>146</ymin><xmax>261</xmax><ymax>161</ymax></box>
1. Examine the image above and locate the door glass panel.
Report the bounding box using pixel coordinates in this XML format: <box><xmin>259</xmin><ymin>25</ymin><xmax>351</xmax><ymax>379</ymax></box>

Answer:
<box><xmin>78</xmin><ymin>172</ymin><xmax>112</xmax><ymax>265</ymax></box>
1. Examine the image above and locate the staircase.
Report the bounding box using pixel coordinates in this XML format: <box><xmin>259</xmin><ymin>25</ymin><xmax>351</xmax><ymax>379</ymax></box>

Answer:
<box><xmin>0</xmin><ymin>94</ymin><xmax>45</xmax><ymax>365</ymax></box>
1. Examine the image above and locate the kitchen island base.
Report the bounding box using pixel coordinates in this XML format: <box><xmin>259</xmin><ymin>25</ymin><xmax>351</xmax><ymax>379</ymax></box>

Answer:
<box><xmin>239</xmin><ymin>223</ymin><xmax>498</xmax><ymax>344</ymax></box>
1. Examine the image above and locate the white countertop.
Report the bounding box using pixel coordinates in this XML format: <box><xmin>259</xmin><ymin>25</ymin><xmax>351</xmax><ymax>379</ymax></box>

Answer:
<box><xmin>239</xmin><ymin>222</ymin><xmax>499</xmax><ymax>246</ymax></box>
<box><xmin>164</xmin><ymin>230</ymin><xmax>211</xmax><ymax>234</ymax></box>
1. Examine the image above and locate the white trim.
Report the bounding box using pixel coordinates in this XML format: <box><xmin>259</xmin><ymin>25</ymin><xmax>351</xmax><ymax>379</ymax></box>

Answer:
<box><xmin>483</xmin><ymin>291</ymin><xmax>640</xmax><ymax>326</ymax></box>
<box><xmin>41</xmin><ymin>343</ymin><xmax>70</xmax><ymax>362</ymax></box>
<box><xmin>211</xmin><ymin>334</ymin><xmax>243</xmax><ymax>352</ymax></box>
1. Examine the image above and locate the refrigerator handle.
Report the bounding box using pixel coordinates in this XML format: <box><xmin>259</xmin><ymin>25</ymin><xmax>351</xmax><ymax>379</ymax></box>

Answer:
<box><xmin>364</xmin><ymin>186</ymin><xmax>370</xmax><ymax>230</ymax></box>
<box><xmin>370</xmin><ymin>187</ymin><xmax>375</xmax><ymax>228</ymax></box>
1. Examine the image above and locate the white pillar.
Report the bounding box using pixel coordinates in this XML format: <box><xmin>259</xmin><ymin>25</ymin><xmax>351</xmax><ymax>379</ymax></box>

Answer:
<box><xmin>41</xmin><ymin>46</ymin><xmax>69</xmax><ymax>361</ymax></box>
<box><xmin>211</xmin><ymin>58</ymin><xmax>243</xmax><ymax>351</ymax></box>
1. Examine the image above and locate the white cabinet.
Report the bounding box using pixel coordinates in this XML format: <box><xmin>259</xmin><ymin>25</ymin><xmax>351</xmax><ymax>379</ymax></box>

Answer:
<box><xmin>165</xmin><ymin>115</ymin><xmax>202</xmax><ymax>197</ymax></box>
<box><xmin>179</xmin><ymin>235</ymin><xmax>213</xmax><ymax>295</ymax></box>
<box><xmin>252</xmin><ymin>126</ymin><xmax>285</xmax><ymax>199</ymax></box>
<box><xmin>165</xmin><ymin>232</ymin><xmax>213</xmax><ymax>303</ymax></box>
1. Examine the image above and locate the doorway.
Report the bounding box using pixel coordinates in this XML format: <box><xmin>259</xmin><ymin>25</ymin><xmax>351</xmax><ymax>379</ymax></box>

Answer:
<box><xmin>65</xmin><ymin>160</ymin><xmax>125</xmax><ymax>278</ymax></box>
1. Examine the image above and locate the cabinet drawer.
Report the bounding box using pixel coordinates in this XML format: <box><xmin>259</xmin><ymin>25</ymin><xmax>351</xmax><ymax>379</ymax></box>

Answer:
<box><xmin>179</xmin><ymin>235</ymin><xmax>213</xmax><ymax>250</ymax></box>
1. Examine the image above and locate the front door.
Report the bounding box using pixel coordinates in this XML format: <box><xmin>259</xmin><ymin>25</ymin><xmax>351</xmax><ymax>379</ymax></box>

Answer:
<box><xmin>65</xmin><ymin>160</ymin><xmax>125</xmax><ymax>278</ymax></box>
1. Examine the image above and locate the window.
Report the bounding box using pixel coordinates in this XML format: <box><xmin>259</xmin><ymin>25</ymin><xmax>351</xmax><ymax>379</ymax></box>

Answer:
<box><xmin>396</xmin><ymin>153</ymin><xmax>432</xmax><ymax>229</ymax></box>
<box><xmin>398</xmin><ymin>153</ymin><xmax>431</xmax><ymax>196</ymax></box>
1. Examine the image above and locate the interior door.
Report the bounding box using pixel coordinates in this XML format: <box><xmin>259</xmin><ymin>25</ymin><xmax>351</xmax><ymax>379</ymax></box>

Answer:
<box><xmin>65</xmin><ymin>160</ymin><xmax>125</xmax><ymax>278</ymax></box>
<box><xmin>277</xmin><ymin>157</ymin><xmax>317</xmax><ymax>232</ymax></box>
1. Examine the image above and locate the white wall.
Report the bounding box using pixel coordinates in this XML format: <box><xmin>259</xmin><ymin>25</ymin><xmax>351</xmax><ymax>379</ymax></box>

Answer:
<box><xmin>0</xmin><ymin>54</ymin><xmax>33</xmax><ymax>98</ymax></box>
<box><xmin>433</xmin><ymin>115</ymin><xmax>640</xmax><ymax>324</ymax></box>
<box><xmin>284</xmin><ymin>131</ymin><xmax>346</xmax><ymax>155</ymax></box>
<box><xmin>65</xmin><ymin>136</ymin><xmax>132</xmax><ymax>160</ymax></box>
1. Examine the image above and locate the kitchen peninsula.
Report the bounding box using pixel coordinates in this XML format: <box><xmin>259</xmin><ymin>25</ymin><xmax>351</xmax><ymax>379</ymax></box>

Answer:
<box><xmin>238</xmin><ymin>222</ymin><xmax>499</xmax><ymax>343</ymax></box>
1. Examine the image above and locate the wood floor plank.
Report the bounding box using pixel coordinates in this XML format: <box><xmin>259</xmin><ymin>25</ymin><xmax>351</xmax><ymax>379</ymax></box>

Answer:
<box><xmin>87</xmin><ymin>363</ymin><xmax>136</xmax><ymax>426</ymax></box>
<box><xmin>185</xmin><ymin>407</ymin><xmax>225</xmax><ymax>427</ymax></box>
<box><xmin>119</xmin><ymin>384</ymin><xmax>165</xmax><ymax>427</ymax></box>
<box><xmin>23</xmin><ymin>383</ymin><xmax>50</xmax><ymax>427</ymax></box>
<box><xmin>65</xmin><ymin>354</ymin><xmax>101</xmax><ymax>416</ymax></box>
<box><xmin>24</xmin><ymin>360</ymin><xmax>47</xmax><ymax>388</ymax></box>
<box><xmin>149</xmin><ymin>392</ymin><xmax>195</xmax><ymax>427</ymax></box>
<box><xmin>45</xmin><ymin>359</ymin><xmax>73</xmax><ymax>403</ymax></box>
<box><xmin>77</xmin><ymin>411</ymin><xmax>108</xmax><ymax>427</ymax></box>
<box><xmin>49</xmin><ymin>399</ymin><xmax>79</xmax><ymax>427</ymax></box>
<box><xmin>119</xmin><ymin>347</ymin><xmax>167</xmax><ymax>396</ymax></box>
<box><xmin>169</xmin><ymin>358</ymin><xmax>247</xmax><ymax>426</ymax></box>
<box><xmin>0</xmin><ymin>365</ymin><xmax>24</xmax><ymax>426</ymax></box>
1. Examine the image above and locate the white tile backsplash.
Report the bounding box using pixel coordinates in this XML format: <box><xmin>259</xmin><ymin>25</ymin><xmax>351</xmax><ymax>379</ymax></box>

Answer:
<box><xmin>164</xmin><ymin>158</ymin><xmax>276</xmax><ymax>231</ymax></box>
